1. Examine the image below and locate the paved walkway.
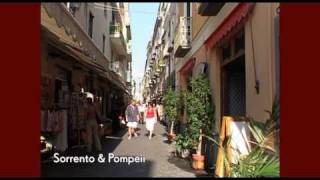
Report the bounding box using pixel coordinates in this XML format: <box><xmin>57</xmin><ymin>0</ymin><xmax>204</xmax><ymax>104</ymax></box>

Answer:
<box><xmin>42</xmin><ymin>122</ymin><xmax>197</xmax><ymax>177</ymax></box>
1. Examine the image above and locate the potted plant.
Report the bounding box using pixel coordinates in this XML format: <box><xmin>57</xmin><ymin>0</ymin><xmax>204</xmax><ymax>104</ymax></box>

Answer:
<box><xmin>175</xmin><ymin>131</ymin><xmax>193</xmax><ymax>159</ymax></box>
<box><xmin>205</xmin><ymin>96</ymin><xmax>280</xmax><ymax>177</ymax></box>
<box><xmin>163</xmin><ymin>88</ymin><xmax>179</xmax><ymax>142</ymax></box>
<box><xmin>184</xmin><ymin>74</ymin><xmax>215</xmax><ymax>170</ymax></box>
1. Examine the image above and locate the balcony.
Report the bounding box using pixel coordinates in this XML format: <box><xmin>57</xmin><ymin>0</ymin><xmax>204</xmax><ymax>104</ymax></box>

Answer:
<box><xmin>110</xmin><ymin>22</ymin><xmax>127</xmax><ymax>55</ymax></box>
<box><xmin>198</xmin><ymin>3</ymin><xmax>225</xmax><ymax>16</ymax></box>
<box><xmin>151</xmin><ymin>54</ymin><xmax>156</xmax><ymax>61</ymax></box>
<box><xmin>127</xmin><ymin>39</ymin><xmax>132</xmax><ymax>54</ymax></box>
<box><xmin>158</xmin><ymin>58</ymin><xmax>166</xmax><ymax>68</ymax></box>
<box><xmin>126</xmin><ymin>70</ymin><xmax>131</xmax><ymax>83</ymax></box>
<box><xmin>168</xmin><ymin>40</ymin><xmax>174</xmax><ymax>53</ymax></box>
<box><xmin>174</xmin><ymin>17</ymin><xmax>192</xmax><ymax>58</ymax></box>
<box><xmin>110</xmin><ymin>60</ymin><xmax>120</xmax><ymax>75</ymax></box>
<box><xmin>149</xmin><ymin>60</ymin><xmax>154</xmax><ymax>67</ymax></box>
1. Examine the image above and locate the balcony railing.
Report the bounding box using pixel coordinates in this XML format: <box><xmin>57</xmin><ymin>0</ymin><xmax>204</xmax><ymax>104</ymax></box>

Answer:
<box><xmin>174</xmin><ymin>16</ymin><xmax>192</xmax><ymax>58</ymax></box>
<box><xmin>127</xmin><ymin>39</ymin><xmax>132</xmax><ymax>54</ymax></box>
<box><xmin>126</xmin><ymin>70</ymin><xmax>131</xmax><ymax>83</ymax></box>
<box><xmin>109</xmin><ymin>21</ymin><xmax>127</xmax><ymax>54</ymax></box>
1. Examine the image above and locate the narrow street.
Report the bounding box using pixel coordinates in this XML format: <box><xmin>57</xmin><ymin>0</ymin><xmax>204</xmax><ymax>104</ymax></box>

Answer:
<box><xmin>40</xmin><ymin>3</ymin><xmax>280</xmax><ymax>177</ymax></box>
<box><xmin>42</xmin><ymin>123</ymin><xmax>199</xmax><ymax>177</ymax></box>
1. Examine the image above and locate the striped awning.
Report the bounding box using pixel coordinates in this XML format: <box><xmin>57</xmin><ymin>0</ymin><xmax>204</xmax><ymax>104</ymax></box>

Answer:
<box><xmin>205</xmin><ymin>3</ymin><xmax>255</xmax><ymax>49</ymax></box>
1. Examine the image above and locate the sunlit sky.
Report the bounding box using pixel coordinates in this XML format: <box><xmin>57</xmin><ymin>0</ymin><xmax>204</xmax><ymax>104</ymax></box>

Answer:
<box><xmin>129</xmin><ymin>3</ymin><xmax>159</xmax><ymax>93</ymax></box>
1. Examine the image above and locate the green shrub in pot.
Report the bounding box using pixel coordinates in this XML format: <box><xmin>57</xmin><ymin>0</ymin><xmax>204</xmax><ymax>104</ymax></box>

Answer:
<box><xmin>163</xmin><ymin>88</ymin><xmax>179</xmax><ymax>138</ymax></box>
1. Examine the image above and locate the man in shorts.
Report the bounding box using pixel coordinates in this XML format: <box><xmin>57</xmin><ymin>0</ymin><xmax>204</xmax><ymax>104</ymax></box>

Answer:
<box><xmin>125</xmin><ymin>99</ymin><xmax>139</xmax><ymax>140</ymax></box>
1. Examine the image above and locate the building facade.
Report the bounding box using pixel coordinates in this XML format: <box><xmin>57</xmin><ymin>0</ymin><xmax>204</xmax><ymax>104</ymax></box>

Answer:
<box><xmin>41</xmin><ymin>3</ymin><xmax>133</xmax><ymax>150</ymax></box>
<box><xmin>141</xmin><ymin>2</ymin><xmax>279</xmax><ymax>147</ymax></box>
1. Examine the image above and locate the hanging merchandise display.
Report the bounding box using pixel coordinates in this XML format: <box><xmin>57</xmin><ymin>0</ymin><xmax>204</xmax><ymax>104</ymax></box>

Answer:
<box><xmin>41</xmin><ymin>75</ymin><xmax>55</xmax><ymax>109</ymax></box>
<box><xmin>41</xmin><ymin>109</ymin><xmax>65</xmax><ymax>133</ymax></box>
<box><xmin>54</xmin><ymin>110</ymin><xmax>68</xmax><ymax>152</ymax></box>
<box><xmin>69</xmin><ymin>91</ymin><xmax>87</xmax><ymax>149</ymax></box>
<box><xmin>41</xmin><ymin>108</ymin><xmax>68</xmax><ymax>152</ymax></box>
<box><xmin>70</xmin><ymin>92</ymin><xmax>86</xmax><ymax>130</ymax></box>
<box><xmin>41</xmin><ymin>68</ymin><xmax>71</xmax><ymax>153</ymax></box>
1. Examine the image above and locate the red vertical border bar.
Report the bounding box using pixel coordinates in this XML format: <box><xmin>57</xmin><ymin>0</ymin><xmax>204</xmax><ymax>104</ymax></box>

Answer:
<box><xmin>281</xmin><ymin>3</ymin><xmax>320</xmax><ymax>177</ymax></box>
<box><xmin>0</xmin><ymin>3</ymin><xmax>40</xmax><ymax>177</ymax></box>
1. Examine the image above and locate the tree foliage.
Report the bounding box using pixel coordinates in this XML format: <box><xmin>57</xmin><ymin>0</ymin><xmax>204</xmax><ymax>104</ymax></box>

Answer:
<box><xmin>163</xmin><ymin>88</ymin><xmax>179</xmax><ymax>123</ymax></box>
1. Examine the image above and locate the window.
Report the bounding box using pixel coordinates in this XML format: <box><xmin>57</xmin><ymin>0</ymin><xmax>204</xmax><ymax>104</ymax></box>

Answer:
<box><xmin>186</xmin><ymin>3</ymin><xmax>191</xmax><ymax>17</ymax></box>
<box><xmin>221</xmin><ymin>29</ymin><xmax>245</xmax><ymax>65</ymax></box>
<box><xmin>222</xmin><ymin>43</ymin><xmax>231</xmax><ymax>62</ymax></box>
<box><xmin>88</xmin><ymin>12</ymin><xmax>94</xmax><ymax>38</ymax></box>
<box><xmin>111</xmin><ymin>11</ymin><xmax>116</xmax><ymax>25</ymax></box>
<box><xmin>220</xmin><ymin>29</ymin><xmax>246</xmax><ymax>117</ymax></box>
<box><xmin>102</xmin><ymin>34</ymin><xmax>106</xmax><ymax>54</ymax></box>
<box><xmin>235</xmin><ymin>31</ymin><xmax>245</xmax><ymax>54</ymax></box>
<box><xmin>185</xmin><ymin>3</ymin><xmax>192</xmax><ymax>37</ymax></box>
<box><xmin>104</xmin><ymin>3</ymin><xmax>107</xmax><ymax>17</ymax></box>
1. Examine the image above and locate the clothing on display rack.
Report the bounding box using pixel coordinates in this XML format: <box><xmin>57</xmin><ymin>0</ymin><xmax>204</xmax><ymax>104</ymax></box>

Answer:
<box><xmin>41</xmin><ymin>111</ymin><xmax>47</xmax><ymax>132</ymax></box>
<box><xmin>70</xmin><ymin>93</ymin><xmax>86</xmax><ymax>130</ymax></box>
<box><xmin>69</xmin><ymin>92</ymin><xmax>87</xmax><ymax>149</ymax></box>
<box><xmin>40</xmin><ymin>108</ymin><xmax>68</xmax><ymax>152</ymax></box>
<box><xmin>41</xmin><ymin>110</ymin><xmax>65</xmax><ymax>133</ymax></box>
<box><xmin>54</xmin><ymin>110</ymin><xmax>68</xmax><ymax>152</ymax></box>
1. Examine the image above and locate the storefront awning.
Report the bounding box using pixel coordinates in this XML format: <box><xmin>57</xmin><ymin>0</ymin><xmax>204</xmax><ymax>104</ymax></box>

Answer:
<box><xmin>205</xmin><ymin>3</ymin><xmax>254</xmax><ymax>49</ymax></box>
<box><xmin>41</xmin><ymin>6</ymin><xmax>80</xmax><ymax>49</ymax></box>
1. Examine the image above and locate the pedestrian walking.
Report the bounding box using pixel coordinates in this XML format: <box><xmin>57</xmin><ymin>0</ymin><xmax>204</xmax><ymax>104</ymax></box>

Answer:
<box><xmin>125</xmin><ymin>99</ymin><xmax>139</xmax><ymax>140</ymax></box>
<box><xmin>145</xmin><ymin>102</ymin><xmax>157</xmax><ymax>140</ymax></box>
<box><xmin>154</xmin><ymin>103</ymin><xmax>159</xmax><ymax>122</ymax></box>
<box><xmin>158</xmin><ymin>103</ymin><xmax>164</xmax><ymax>122</ymax></box>
<box><xmin>85</xmin><ymin>93</ymin><xmax>102</xmax><ymax>153</ymax></box>
<box><xmin>138</xmin><ymin>101</ymin><xmax>145</xmax><ymax>124</ymax></box>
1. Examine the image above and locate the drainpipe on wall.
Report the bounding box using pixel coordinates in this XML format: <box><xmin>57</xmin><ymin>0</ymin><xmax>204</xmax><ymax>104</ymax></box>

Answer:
<box><xmin>249</xmin><ymin>3</ymin><xmax>260</xmax><ymax>94</ymax></box>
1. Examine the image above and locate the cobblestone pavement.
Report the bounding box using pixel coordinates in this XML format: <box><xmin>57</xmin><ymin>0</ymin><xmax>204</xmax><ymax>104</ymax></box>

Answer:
<box><xmin>42</xmin><ymin>122</ymin><xmax>199</xmax><ymax>177</ymax></box>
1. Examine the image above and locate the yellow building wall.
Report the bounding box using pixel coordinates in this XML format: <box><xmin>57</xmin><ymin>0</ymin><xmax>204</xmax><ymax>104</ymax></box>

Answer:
<box><xmin>192</xmin><ymin>3</ymin><xmax>209</xmax><ymax>40</ymax></box>
<box><xmin>244</xmin><ymin>3</ymin><xmax>279</xmax><ymax>122</ymax></box>
<box><xmin>178</xmin><ymin>3</ymin><xmax>184</xmax><ymax>17</ymax></box>
<box><xmin>202</xmin><ymin>3</ymin><xmax>279</xmax><ymax>129</ymax></box>
<box><xmin>207</xmin><ymin>48</ymin><xmax>222</xmax><ymax>132</ymax></box>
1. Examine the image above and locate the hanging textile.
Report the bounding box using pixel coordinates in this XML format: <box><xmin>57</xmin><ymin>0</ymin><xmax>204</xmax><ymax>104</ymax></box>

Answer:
<box><xmin>70</xmin><ymin>93</ymin><xmax>86</xmax><ymax>130</ymax></box>
<box><xmin>46</xmin><ymin>110</ymin><xmax>54</xmax><ymax>132</ymax></box>
<box><xmin>41</xmin><ymin>110</ymin><xmax>47</xmax><ymax>132</ymax></box>
<box><xmin>54</xmin><ymin>110</ymin><xmax>68</xmax><ymax>152</ymax></box>
<box><xmin>41</xmin><ymin>109</ymin><xmax>65</xmax><ymax>133</ymax></box>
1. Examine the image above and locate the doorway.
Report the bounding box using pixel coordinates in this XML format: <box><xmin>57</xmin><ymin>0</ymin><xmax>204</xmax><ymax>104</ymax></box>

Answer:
<box><xmin>222</xmin><ymin>56</ymin><xmax>246</xmax><ymax>117</ymax></box>
<box><xmin>220</xmin><ymin>29</ymin><xmax>246</xmax><ymax>117</ymax></box>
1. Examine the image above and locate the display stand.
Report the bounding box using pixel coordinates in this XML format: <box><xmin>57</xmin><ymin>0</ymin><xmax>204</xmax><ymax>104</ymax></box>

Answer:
<box><xmin>70</xmin><ymin>92</ymin><xmax>86</xmax><ymax>149</ymax></box>
<box><xmin>215</xmin><ymin>116</ymin><xmax>251</xmax><ymax>177</ymax></box>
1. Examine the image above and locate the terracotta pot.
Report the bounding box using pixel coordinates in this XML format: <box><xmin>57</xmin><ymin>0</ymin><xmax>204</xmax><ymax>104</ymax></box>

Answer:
<box><xmin>192</xmin><ymin>154</ymin><xmax>205</xmax><ymax>170</ymax></box>
<box><xmin>167</xmin><ymin>133</ymin><xmax>176</xmax><ymax>142</ymax></box>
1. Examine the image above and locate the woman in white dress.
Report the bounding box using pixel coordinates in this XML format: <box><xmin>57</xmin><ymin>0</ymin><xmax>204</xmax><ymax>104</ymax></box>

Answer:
<box><xmin>145</xmin><ymin>103</ymin><xmax>157</xmax><ymax>140</ymax></box>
